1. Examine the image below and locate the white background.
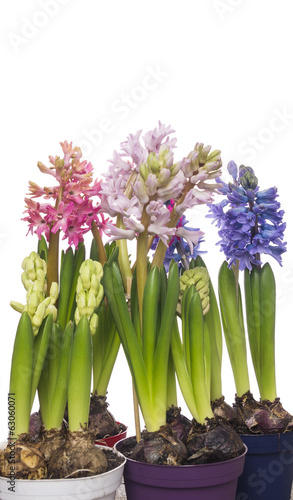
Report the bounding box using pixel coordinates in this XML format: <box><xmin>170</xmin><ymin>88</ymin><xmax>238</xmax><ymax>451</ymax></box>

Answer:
<box><xmin>1</xmin><ymin>0</ymin><xmax>293</xmax><ymax>441</ymax></box>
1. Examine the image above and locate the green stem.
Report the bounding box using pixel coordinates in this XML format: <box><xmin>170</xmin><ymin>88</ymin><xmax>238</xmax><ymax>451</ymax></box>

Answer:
<box><xmin>91</xmin><ymin>221</ymin><xmax>107</xmax><ymax>267</ymax></box>
<box><xmin>136</xmin><ymin>209</ymin><xmax>150</xmax><ymax>324</ymax></box>
<box><xmin>115</xmin><ymin>215</ymin><xmax>133</xmax><ymax>291</ymax></box>
<box><xmin>151</xmin><ymin>180</ymin><xmax>193</xmax><ymax>268</ymax></box>
<box><xmin>142</xmin><ymin>266</ymin><xmax>160</xmax><ymax>384</ymax></box>
<box><xmin>47</xmin><ymin>230</ymin><xmax>60</xmax><ymax>293</ymax></box>
<box><xmin>57</xmin><ymin>247</ymin><xmax>74</xmax><ymax>331</ymax></box>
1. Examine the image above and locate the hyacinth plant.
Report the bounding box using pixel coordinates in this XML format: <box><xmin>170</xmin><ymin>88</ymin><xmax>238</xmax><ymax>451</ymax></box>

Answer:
<box><xmin>13</xmin><ymin>141</ymin><xmax>119</xmax><ymax>424</ymax></box>
<box><xmin>100</xmin><ymin>123</ymin><xmax>222</xmax><ymax>418</ymax></box>
<box><xmin>0</xmin><ymin>142</ymin><xmax>126</xmax><ymax>480</ymax></box>
<box><xmin>207</xmin><ymin>162</ymin><xmax>293</xmax><ymax>433</ymax></box>
<box><xmin>99</xmin><ymin>123</ymin><xmax>247</xmax><ymax>463</ymax></box>
<box><xmin>22</xmin><ymin>143</ymin><xmax>122</xmax><ymax>415</ymax></box>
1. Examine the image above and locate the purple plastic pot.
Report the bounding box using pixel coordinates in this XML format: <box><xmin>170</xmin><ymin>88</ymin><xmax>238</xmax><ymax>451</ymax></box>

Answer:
<box><xmin>115</xmin><ymin>437</ymin><xmax>247</xmax><ymax>500</ymax></box>
<box><xmin>236</xmin><ymin>432</ymin><xmax>293</xmax><ymax>500</ymax></box>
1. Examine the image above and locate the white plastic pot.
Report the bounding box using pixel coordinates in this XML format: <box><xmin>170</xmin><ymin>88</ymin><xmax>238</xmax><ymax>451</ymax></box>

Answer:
<box><xmin>0</xmin><ymin>445</ymin><xmax>126</xmax><ymax>500</ymax></box>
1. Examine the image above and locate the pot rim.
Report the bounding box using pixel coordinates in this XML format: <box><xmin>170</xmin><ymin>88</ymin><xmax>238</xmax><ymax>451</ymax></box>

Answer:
<box><xmin>239</xmin><ymin>431</ymin><xmax>293</xmax><ymax>437</ymax></box>
<box><xmin>0</xmin><ymin>444</ymin><xmax>126</xmax><ymax>483</ymax></box>
<box><xmin>114</xmin><ymin>436</ymin><xmax>247</xmax><ymax>469</ymax></box>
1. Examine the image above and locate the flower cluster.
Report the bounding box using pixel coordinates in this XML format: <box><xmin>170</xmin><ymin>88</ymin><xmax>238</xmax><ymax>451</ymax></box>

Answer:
<box><xmin>23</xmin><ymin>141</ymin><xmax>106</xmax><ymax>248</ymax></box>
<box><xmin>10</xmin><ymin>251</ymin><xmax>58</xmax><ymax>335</ymax></box>
<box><xmin>151</xmin><ymin>200</ymin><xmax>205</xmax><ymax>272</ymax></box>
<box><xmin>74</xmin><ymin>259</ymin><xmax>104</xmax><ymax>334</ymax></box>
<box><xmin>207</xmin><ymin>161</ymin><xmax>287</xmax><ymax>270</ymax></box>
<box><xmin>100</xmin><ymin>121</ymin><xmax>222</xmax><ymax>253</ymax></box>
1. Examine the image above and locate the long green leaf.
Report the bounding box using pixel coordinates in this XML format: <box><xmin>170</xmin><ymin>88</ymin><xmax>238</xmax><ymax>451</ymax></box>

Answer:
<box><xmin>259</xmin><ymin>263</ymin><xmax>276</xmax><ymax>400</ymax></box>
<box><xmin>152</xmin><ymin>262</ymin><xmax>180</xmax><ymax>427</ymax></box>
<box><xmin>68</xmin><ymin>316</ymin><xmax>92</xmax><ymax>431</ymax></box>
<box><xmin>218</xmin><ymin>261</ymin><xmax>250</xmax><ymax>396</ymax></box>
<box><xmin>30</xmin><ymin>314</ymin><xmax>53</xmax><ymax>410</ymax></box>
<box><xmin>170</xmin><ymin>320</ymin><xmax>200</xmax><ymax>421</ymax></box>
<box><xmin>244</xmin><ymin>267</ymin><xmax>261</xmax><ymax>392</ymax></box>
<box><xmin>48</xmin><ymin>321</ymin><xmax>74</xmax><ymax>429</ymax></box>
<box><xmin>9</xmin><ymin>312</ymin><xmax>34</xmax><ymax>437</ymax></box>
<box><xmin>103</xmin><ymin>263</ymin><xmax>152</xmax><ymax>427</ymax></box>
<box><xmin>189</xmin><ymin>293</ymin><xmax>213</xmax><ymax>422</ymax></box>
<box><xmin>47</xmin><ymin>323</ymin><xmax>63</xmax><ymax>403</ymax></box>
<box><xmin>142</xmin><ymin>266</ymin><xmax>160</xmax><ymax>383</ymax></box>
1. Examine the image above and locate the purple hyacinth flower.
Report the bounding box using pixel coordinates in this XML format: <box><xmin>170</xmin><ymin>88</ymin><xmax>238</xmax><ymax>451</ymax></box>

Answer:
<box><xmin>207</xmin><ymin>161</ymin><xmax>287</xmax><ymax>270</ymax></box>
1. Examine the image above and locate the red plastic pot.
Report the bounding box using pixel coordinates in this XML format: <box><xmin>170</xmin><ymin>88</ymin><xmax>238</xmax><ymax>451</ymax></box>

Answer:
<box><xmin>95</xmin><ymin>422</ymin><xmax>127</xmax><ymax>448</ymax></box>
<box><xmin>115</xmin><ymin>437</ymin><xmax>247</xmax><ymax>500</ymax></box>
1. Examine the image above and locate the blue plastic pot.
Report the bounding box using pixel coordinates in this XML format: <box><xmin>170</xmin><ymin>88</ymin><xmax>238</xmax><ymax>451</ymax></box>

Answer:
<box><xmin>236</xmin><ymin>432</ymin><xmax>293</xmax><ymax>500</ymax></box>
<box><xmin>116</xmin><ymin>437</ymin><xmax>247</xmax><ymax>500</ymax></box>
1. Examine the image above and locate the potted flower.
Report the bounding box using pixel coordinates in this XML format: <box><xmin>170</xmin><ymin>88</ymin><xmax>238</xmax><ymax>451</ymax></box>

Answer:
<box><xmin>0</xmin><ymin>143</ymin><xmax>126</xmax><ymax>499</ymax></box>
<box><xmin>97</xmin><ymin>123</ymin><xmax>247</xmax><ymax>499</ymax></box>
<box><xmin>207</xmin><ymin>161</ymin><xmax>293</xmax><ymax>499</ymax></box>
<box><xmin>21</xmin><ymin>142</ymin><xmax>126</xmax><ymax>443</ymax></box>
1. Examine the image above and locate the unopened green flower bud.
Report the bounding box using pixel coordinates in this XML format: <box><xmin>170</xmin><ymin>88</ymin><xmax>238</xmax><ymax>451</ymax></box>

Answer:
<box><xmin>10</xmin><ymin>301</ymin><xmax>24</xmax><ymax>313</ymax></box>
<box><xmin>77</xmin><ymin>292</ymin><xmax>87</xmax><ymax>313</ymax></box>
<box><xmin>147</xmin><ymin>152</ymin><xmax>160</xmax><ymax>173</ymax></box>
<box><xmin>36</xmin><ymin>268</ymin><xmax>46</xmax><ymax>283</ymax></box>
<box><xmin>96</xmin><ymin>284</ymin><xmax>104</xmax><ymax>305</ymax></box>
<box><xmin>94</xmin><ymin>261</ymin><xmax>103</xmax><ymax>281</ymax></box>
<box><xmin>55</xmin><ymin>158</ymin><xmax>64</xmax><ymax>170</ymax></box>
<box><xmin>75</xmin><ymin>259</ymin><xmax>104</xmax><ymax>325</ymax></box>
<box><xmin>239</xmin><ymin>165</ymin><xmax>258</xmax><ymax>190</ymax></box>
<box><xmin>139</xmin><ymin>162</ymin><xmax>149</xmax><ymax>181</ymax></box>
<box><xmin>201</xmin><ymin>296</ymin><xmax>210</xmax><ymax>315</ymax></box>
<box><xmin>49</xmin><ymin>282</ymin><xmax>59</xmax><ymax>304</ymax></box>
<box><xmin>32</xmin><ymin>302</ymin><xmax>46</xmax><ymax>329</ymax></box>
<box><xmin>87</xmin><ymin>290</ymin><xmax>97</xmax><ymax>312</ymax></box>
<box><xmin>45</xmin><ymin>304</ymin><xmax>58</xmax><ymax>323</ymax></box>
<box><xmin>75</xmin><ymin>308</ymin><xmax>81</xmax><ymax>324</ymax></box>
<box><xmin>170</xmin><ymin>161</ymin><xmax>180</xmax><ymax>177</ymax></box>
<box><xmin>91</xmin><ymin>273</ymin><xmax>99</xmax><ymax>292</ymax></box>
<box><xmin>13</xmin><ymin>251</ymin><xmax>57</xmax><ymax>335</ymax></box>
<box><xmin>21</xmin><ymin>273</ymin><xmax>33</xmax><ymax>292</ymax></box>
<box><xmin>191</xmin><ymin>143</ymin><xmax>222</xmax><ymax>175</ymax></box>
<box><xmin>32</xmin><ymin>280</ymin><xmax>44</xmax><ymax>296</ymax></box>
<box><xmin>26</xmin><ymin>292</ymin><xmax>39</xmax><ymax>316</ymax></box>
<box><xmin>179</xmin><ymin>267</ymin><xmax>210</xmax><ymax>315</ymax></box>
<box><xmin>90</xmin><ymin>313</ymin><xmax>99</xmax><ymax>335</ymax></box>
<box><xmin>206</xmin><ymin>148</ymin><xmax>221</xmax><ymax>162</ymax></box>
<box><xmin>80</xmin><ymin>266</ymin><xmax>91</xmax><ymax>290</ymax></box>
